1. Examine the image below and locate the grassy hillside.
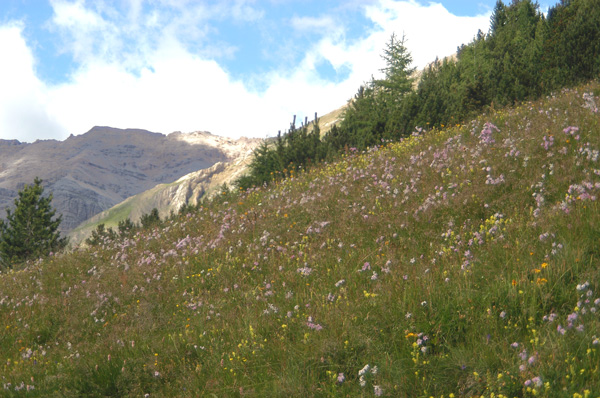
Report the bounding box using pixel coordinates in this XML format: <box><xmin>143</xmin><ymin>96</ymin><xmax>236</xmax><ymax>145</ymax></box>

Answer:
<box><xmin>1</xmin><ymin>82</ymin><xmax>600</xmax><ymax>397</ymax></box>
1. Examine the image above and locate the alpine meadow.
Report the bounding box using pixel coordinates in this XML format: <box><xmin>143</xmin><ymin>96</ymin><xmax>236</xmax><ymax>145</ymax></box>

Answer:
<box><xmin>2</xmin><ymin>0</ymin><xmax>600</xmax><ymax>397</ymax></box>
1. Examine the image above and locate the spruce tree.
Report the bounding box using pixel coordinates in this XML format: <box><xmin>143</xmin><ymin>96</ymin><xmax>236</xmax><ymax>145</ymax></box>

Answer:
<box><xmin>0</xmin><ymin>177</ymin><xmax>67</xmax><ymax>267</ymax></box>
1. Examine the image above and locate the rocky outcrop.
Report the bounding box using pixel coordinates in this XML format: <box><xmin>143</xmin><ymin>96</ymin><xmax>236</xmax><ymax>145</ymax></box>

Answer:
<box><xmin>68</xmin><ymin>153</ymin><xmax>256</xmax><ymax>245</ymax></box>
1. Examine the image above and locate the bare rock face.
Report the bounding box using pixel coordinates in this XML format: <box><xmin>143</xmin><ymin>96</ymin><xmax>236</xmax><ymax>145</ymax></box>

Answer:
<box><xmin>68</xmin><ymin>150</ymin><xmax>258</xmax><ymax>245</ymax></box>
<box><xmin>0</xmin><ymin>126</ymin><xmax>262</xmax><ymax>234</ymax></box>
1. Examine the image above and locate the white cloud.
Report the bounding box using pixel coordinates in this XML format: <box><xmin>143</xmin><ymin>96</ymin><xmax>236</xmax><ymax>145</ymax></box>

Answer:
<box><xmin>291</xmin><ymin>15</ymin><xmax>338</xmax><ymax>33</ymax></box>
<box><xmin>364</xmin><ymin>0</ymin><xmax>490</xmax><ymax>68</ymax></box>
<box><xmin>0</xmin><ymin>1</ymin><xmax>491</xmax><ymax>143</ymax></box>
<box><xmin>0</xmin><ymin>22</ymin><xmax>64</xmax><ymax>141</ymax></box>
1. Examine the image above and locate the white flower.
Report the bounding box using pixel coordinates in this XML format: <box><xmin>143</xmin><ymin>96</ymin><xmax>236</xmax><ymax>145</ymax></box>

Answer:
<box><xmin>359</xmin><ymin>375</ymin><xmax>366</xmax><ymax>387</ymax></box>
<box><xmin>358</xmin><ymin>364</ymin><xmax>370</xmax><ymax>376</ymax></box>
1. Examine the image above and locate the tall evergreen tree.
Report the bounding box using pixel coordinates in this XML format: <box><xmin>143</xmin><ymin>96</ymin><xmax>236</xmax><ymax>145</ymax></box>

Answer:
<box><xmin>0</xmin><ymin>177</ymin><xmax>67</xmax><ymax>267</ymax></box>
<box><xmin>375</xmin><ymin>33</ymin><xmax>416</xmax><ymax>98</ymax></box>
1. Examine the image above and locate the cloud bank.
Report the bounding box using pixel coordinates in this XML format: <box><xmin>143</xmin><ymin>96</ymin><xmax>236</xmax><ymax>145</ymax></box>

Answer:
<box><xmin>0</xmin><ymin>0</ymin><xmax>491</xmax><ymax>142</ymax></box>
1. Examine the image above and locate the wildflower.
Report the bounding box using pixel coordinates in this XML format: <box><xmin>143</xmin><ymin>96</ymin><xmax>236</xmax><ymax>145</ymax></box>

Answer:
<box><xmin>296</xmin><ymin>265</ymin><xmax>313</xmax><ymax>276</ymax></box>
<box><xmin>532</xmin><ymin>376</ymin><xmax>543</xmax><ymax>387</ymax></box>
<box><xmin>543</xmin><ymin>313</ymin><xmax>557</xmax><ymax>322</ymax></box>
<box><xmin>359</xmin><ymin>375</ymin><xmax>366</xmax><ymax>387</ymax></box>
<box><xmin>500</xmin><ymin>311</ymin><xmax>507</xmax><ymax>319</ymax></box>
<box><xmin>358</xmin><ymin>364</ymin><xmax>371</xmax><ymax>376</ymax></box>
<box><xmin>306</xmin><ymin>321</ymin><xmax>323</xmax><ymax>331</ymax></box>
<box><xmin>337</xmin><ymin>373</ymin><xmax>345</xmax><ymax>384</ymax></box>
<box><xmin>577</xmin><ymin>281</ymin><xmax>590</xmax><ymax>291</ymax></box>
<box><xmin>563</xmin><ymin>126</ymin><xmax>580</xmax><ymax>135</ymax></box>
<box><xmin>374</xmin><ymin>385</ymin><xmax>384</xmax><ymax>396</ymax></box>
<box><xmin>510</xmin><ymin>342</ymin><xmax>519</xmax><ymax>349</ymax></box>
<box><xmin>519</xmin><ymin>350</ymin><xmax>528</xmax><ymax>361</ymax></box>
<box><xmin>335</xmin><ymin>279</ymin><xmax>345</xmax><ymax>288</ymax></box>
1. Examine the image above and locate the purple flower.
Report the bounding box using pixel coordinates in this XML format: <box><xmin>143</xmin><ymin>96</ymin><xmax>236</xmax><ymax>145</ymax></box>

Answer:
<box><xmin>563</xmin><ymin>126</ymin><xmax>579</xmax><ymax>135</ymax></box>
<box><xmin>374</xmin><ymin>385</ymin><xmax>384</xmax><ymax>396</ymax></box>
<box><xmin>519</xmin><ymin>350</ymin><xmax>528</xmax><ymax>361</ymax></box>
<box><xmin>306</xmin><ymin>322</ymin><xmax>323</xmax><ymax>331</ymax></box>
<box><xmin>336</xmin><ymin>373</ymin><xmax>345</xmax><ymax>384</ymax></box>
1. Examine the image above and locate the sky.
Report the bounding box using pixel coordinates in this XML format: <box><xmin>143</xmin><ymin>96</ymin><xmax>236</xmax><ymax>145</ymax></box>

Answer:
<box><xmin>0</xmin><ymin>0</ymin><xmax>554</xmax><ymax>142</ymax></box>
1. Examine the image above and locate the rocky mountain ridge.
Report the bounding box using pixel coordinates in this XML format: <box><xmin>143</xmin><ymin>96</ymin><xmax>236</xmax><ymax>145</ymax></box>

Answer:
<box><xmin>68</xmin><ymin>153</ymin><xmax>257</xmax><ymax>244</ymax></box>
<box><xmin>0</xmin><ymin>126</ymin><xmax>262</xmax><ymax>233</ymax></box>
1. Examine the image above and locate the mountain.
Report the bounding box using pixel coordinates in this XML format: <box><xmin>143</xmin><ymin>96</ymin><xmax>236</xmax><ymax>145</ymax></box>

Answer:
<box><xmin>68</xmin><ymin>151</ymin><xmax>256</xmax><ymax>245</ymax></box>
<box><xmin>0</xmin><ymin>127</ymin><xmax>262</xmax><ymax>233</ymax></box>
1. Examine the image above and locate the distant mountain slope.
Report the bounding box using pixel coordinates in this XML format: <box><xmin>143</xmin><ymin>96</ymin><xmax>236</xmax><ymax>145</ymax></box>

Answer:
<box><xmin>0</xmin><ymin>127</ymin><xmax>261</xmax><ymax>233</ymax></box>
<box><xmin>69</xmin><ymin>152</ymin><xmax>257</xmax><ymax>245</ymax></box>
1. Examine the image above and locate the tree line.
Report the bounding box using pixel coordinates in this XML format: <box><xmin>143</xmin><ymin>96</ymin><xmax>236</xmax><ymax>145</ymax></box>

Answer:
<box><xmin>237</xmin><ymin>0</ymin><xmax>600</xmax><ymax>188</ymax></box>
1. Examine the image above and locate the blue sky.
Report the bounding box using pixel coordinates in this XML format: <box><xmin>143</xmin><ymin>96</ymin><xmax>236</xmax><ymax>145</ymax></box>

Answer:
<box><xmin>0</xmin><ymin>0</ymin><xmax>553</xmax><ymax>142</ymax></box>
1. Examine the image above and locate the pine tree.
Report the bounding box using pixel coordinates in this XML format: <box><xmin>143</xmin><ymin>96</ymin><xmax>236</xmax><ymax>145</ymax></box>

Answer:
<box><xmin>374</xmin><ymin>33</ymin><xmax>416</xmax><ymax>99</ymax></box>
<box><xmin>140</xmin><ymin>208</ymin><xmax>161</xmax><ymax>229</ymax></box>
<box><xmin>85</xmin><ymin>223</ymin><xmax>116</xmax><ymax>247</ymax></box>
<box><xmin>0</xmin><ymin>177</ymin><xmax>67</xmax><ymax>267</ymax></box>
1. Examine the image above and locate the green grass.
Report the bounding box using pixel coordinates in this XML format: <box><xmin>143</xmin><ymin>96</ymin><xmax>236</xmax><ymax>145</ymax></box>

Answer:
<box><xmin>2</xmin><ymin>82</ymin><xmax>600</xmax><ymax>397</ymax></box>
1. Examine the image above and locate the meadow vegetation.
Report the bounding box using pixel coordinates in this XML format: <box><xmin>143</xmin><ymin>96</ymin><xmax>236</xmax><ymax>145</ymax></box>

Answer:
<box><xmin>1</xmin><ymin>80</ymin><xmax>600</xmax><ymax>396</ymax></box>
<box><xmin>2</xmin><ymin>0</ymin><xmax>600</xmax><ymax>396</ymax></box>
